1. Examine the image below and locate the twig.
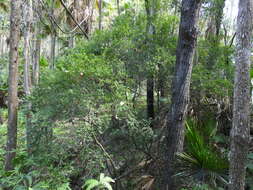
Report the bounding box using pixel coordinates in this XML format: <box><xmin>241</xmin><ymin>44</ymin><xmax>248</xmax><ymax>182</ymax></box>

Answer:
<box><xmin>229</xmin><ymin>32</ymin><xmax>236</xmax><ymax>47</ymax></box>
<box><xmin>115</xmin><ymin>159</ymin><xmax>152</xmax><ymax>181</ymax></box>
<box><xmin>92</xmin><ymin>133</ymin><xmax>117</xmax><ymax>172</ymax></box>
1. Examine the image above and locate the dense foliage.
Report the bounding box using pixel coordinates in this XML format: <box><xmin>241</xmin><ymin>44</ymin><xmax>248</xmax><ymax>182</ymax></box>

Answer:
<box><xmin>0</xmin><ymin>0</ymin><xmax>252</xmax><ymax>190</ymax></box>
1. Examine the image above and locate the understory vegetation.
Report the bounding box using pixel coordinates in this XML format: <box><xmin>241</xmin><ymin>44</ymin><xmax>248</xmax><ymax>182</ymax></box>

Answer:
<box><xmin>1</xmin><ymin>0</ymin><xmax>253</xmax><ymax>190</ymax></box>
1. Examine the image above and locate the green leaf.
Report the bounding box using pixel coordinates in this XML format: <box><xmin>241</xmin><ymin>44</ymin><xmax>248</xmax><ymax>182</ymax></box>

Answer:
<box><xmin>101</xmin><ymin>182</ymin><xmax>113</xmax><ymax>190</ymax></box>
<box><xmin>83</xmin><ymin>179</ymin><xmax>99</xmax><ymax>190</ymax></box>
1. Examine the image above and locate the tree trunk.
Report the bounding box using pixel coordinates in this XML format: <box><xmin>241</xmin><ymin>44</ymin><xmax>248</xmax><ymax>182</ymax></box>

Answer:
<box><xmin>98</xmin><ymin>0</ymin><xmax>102</xmax><ymax>30</ymax></box>
<box><xmin>205</xmin><ymin>0</ymin><xmax>226</xmax><ymax>69</ymax></box>
<box><xmin>161</xmin><ymin>0</ymin><xmax>201</xmax><ymax>189</ymax></box>
<box><xmin>50</xmin><ymin>33</ymin><xmax>56</xmax><ymax>70</ymax></box>
<box><xmin>0</xmin><ymin>110</ymin><xmax>3</xmax><ymax>124</ymax></box>
<box><xmin>214</xmin><ymin>0</ymin><xmax>226</xmax><ymax>37</ymax></box>
<box><xmin>33</xmin><ymin>28</ymin><xmax>41</xmax><ymax>85</ymax></box>
<box><xmin>147</xmin><ymin>77</ymin><xmax>154</xmax><ymax>123</ymax></box>
<box><xmin>50</xmin><ymin>0</ymin><xmax>56</xmax><ymax>70</ymax></box>
<box><xmin>145</xmin><ymin>0</ymin><xmax>156</xmax><ymax>127</ymax></box>
<box><xmin>229</xmin><ymin>0</ymin><xmax>253</xmax><ymax>189</ymax></box>
<box><xmin>32</xmin><ymin>0</ymin><xmax>41</xmax><ymax>85</ymax></box>
<box><xmin>5</xmin><ymin>0</ymin><xmax>22</xmax><ymax>171</ymax></box>
<box><xmin>23</xmin><ymin>0</ymin><xmax>32</xmax><ymax>95</ymax></box>
<box><xmin>116</xmin><ymin>0</ymin><xmax>120</xmax><ymax>16</ymax></box>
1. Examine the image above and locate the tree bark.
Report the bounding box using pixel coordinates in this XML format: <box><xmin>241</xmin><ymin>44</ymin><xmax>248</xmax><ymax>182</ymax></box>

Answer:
<box><xmin>145</xmin><ymin>0</ymin><xmax>156</xmax><ymax>127</ymax></box>
<box><xmin>33</xmin><ymin>28</ymin><xmax>41</xmax><ymax>85</ymax></box>
<box><xmin>229</xmin><ymin>0</ymin><xmax>253</xmax><ymax>189</ymax></box>
<box><xmin>98</xmin><ymin>0</ymin><xmax>102</xmax><ymax>30</ymax></box>
<box><xmin>50</xmin><ymin>32</ymin><xmax>56</xmax><ymax>70</ymax></box>
<box><xmin>23</xmin><ymin>0</ymin><xmax>32</xmax><ymax>95</ymax></box>
<box><xmin>5</xmin><ymin>0</ymin><xmax>21</xmax><ymax>171</ymax></box>
<box><xmin>161</xmin><ymin>0</ymin><xmax>201</xmax><ymax>189</ymax></box>
<box><xmin>32</xmin><ymin>0</ymin><xmax>41</xmax><ymax>85</ymax></box>
<box><xmin>50</xmin><ymin>0</ymin><xmax>56</xmax><ymax>69</ymax></box>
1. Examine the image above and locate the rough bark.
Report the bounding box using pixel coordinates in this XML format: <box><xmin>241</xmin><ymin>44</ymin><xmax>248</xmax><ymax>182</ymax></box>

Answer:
<box><xmin>229</xmin><ymin>0</ymin><xmax>253</xmax><ymax>189</ymax></box>
<box><xmin>161</xmin><ymin>0</ymin><xmax>201</xmax><ymax>189</ymax></box>
<box><xmin>5</xmin><ymin>0</ymin><xmax>21</xmax><ymax>171</ymax></box>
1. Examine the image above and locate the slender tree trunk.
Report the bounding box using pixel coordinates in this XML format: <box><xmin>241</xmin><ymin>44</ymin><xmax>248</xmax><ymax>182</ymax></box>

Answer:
<box><xmin>23</xmin><ymin>0</ymin><xmax>32</xmax><ymax>95</ymax></box>
<box><xmin>33</xmin><ymin>0</ymin><xmax>41</xmax><ymax>85</ymax></box>
<box><xmin>50</xmin><ymin>32</ymin><xmax>56</xmax><ymax>69</ymax></box>
<box><xmin>145</xmin><ymin>0</ymin><xmax>156</xmax><ymax>127</ymax></box>
<box><xmin>116</xmin><ymin>0</ymin><xmax>120</xmax><ymax>16</ymax></box>
<box><xmin>50</xmin><ymin>0</ymin><xmax>56</xmax><ymax>69</ymax></box>
<box><xmin>161</xmin><ymin>0</ymin><xmax>201</xmax><ymax>189</ymax></box>
<box><xmin>147</xmin><ymin>77</ymin><xmax>154</xmax><ymax>123</ymax></box>
<box><xmin>23</xmin><ymin>0</ymin><xmax>34</xmax><ymax>154</ymax></box>
<box><xmin>5</xmin><ymin>0</ymin><xmax>22</xmax><ymax>171</ymax></box>
<box><xmin>0</xmin><ymin>110</ymin><xmax>3</xmax><ymax>124</ymax></box>
<box><xmin>214</xmin><ymin>0</ymin><xmax>226</xmax><ymax>37</ymax></box>
<box><xmin>33</xmin><ymin>28</ymin><xmax>41</xmax><ymax>85</ymax></box>
<box><xmin>98</xmin><ymin>0</ymin><xmax>102</xmax><ymax>30</ymax></box>
<box><xmin>229</xmin><ymin>0</ymin><xmax>253</xmax><ymax>189</ymax></box>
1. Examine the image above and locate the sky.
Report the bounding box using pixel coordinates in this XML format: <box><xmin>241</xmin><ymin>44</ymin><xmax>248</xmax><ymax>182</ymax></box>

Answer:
<box><xmin>224</xmin><ymin>0</ymin><xmax>239</xmax><ymax>30</ymax></box>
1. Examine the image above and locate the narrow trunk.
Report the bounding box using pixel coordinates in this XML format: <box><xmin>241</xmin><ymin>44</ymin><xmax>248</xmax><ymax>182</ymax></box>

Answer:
<box><xmin>33</xmin><ymin>29</ymin><xmax>41</xmax><ymax>85</ymax></box>
<box><xmin>147</xmin><ymin>77</ymin><xmax>154</xmax><ymax>122</ymax></box>
<box><xmin>23</xmin><ymin>0</ymin><xmax>32</xmax><ymax>95</ymax></box>
<box><xmin>0</xmin><ymin>110</ymin><xmax>3</xmax><ymax>124</ymax></box>
<box><xmin>23</xmin><ymin>0</ymin><xmax>34</xmax><ymax>154</ymax></box>
<box><xmin>50</xmin><ymin>33</ymin><xmax>56</xmax><ymax>70</ymax></box>
<box><xmin>116</xmin><ymin>0</ymin><xmax>120</xmax><ymax>16</ymax></box>
<box><xmin>50</xmin><ymin>0</ymin><xmax>56</xmax><ymax>70</ymax></box>
<box><xmin>145</xmin><ymin>0</ymin><xmax>156</xmax><ymax>126</ymax></box>
<box><xmin>98</xmin><ymin>0</ymin><xmax>102</xmax><ymax>30</ymax></box>
<box><xmin>5</xmin><ymin>0</ymin><xmax>22</xmax><ymax>171</ymax></box>
<box><xmin>229</xmin><ymin>0</ymin><xmax>253</xmax><ymax>189</ymax></box>
<box><xmin>33</xmin><ymin>0</ymin><xmax>41</xmax><ymax>85</ymax></box>
<box><xmin>161</xmin><ymin>0</ymin><xmax>201</xmax><ymax>189</ymax></box>
<box><xmin>214</xmin><ymin>0</ymin><xmax>226</xmax><ymax>37</ymax></box>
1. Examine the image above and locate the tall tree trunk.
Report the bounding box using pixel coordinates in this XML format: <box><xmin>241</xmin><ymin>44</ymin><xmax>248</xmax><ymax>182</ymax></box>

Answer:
<box><xmin>161</xmin><ymin>0</ymin><xmax>201</xmax><ymax>189</ymax></box>
<box><xmin>32</xmin><ymin>0</ymin><xmax>41</xmax><ymax>85</ymax></box>
<box><xmin>145</xmin><ymin>0</ymin><xmax>156</xmax><ymax>127</ymax></box>
<box><xmin>50</xmin><ymin>0</ymin><xmax>56</xmax><ymax>69</ymax></box>
<box><xmin>98</xmin><ymin>0</ymin><xmax>102</xmax><ymax>30</ymax></box>
<box><xmin>229</xmin><ymin>0</ymin><xmax>253</xmax><ymax>189</ymax></box>
<box><xmin>23</xmin><ymin>0</ymin><xmax>34</xmax><ymax>154</ymax></box>
<box><xmin>5</xmin><ymin>0</ymin><xmax>22</xmax><ymax>171</ymax></box>
<box><xmin>23</xmin><ymin>0</ymin><xmax>32</xmax><ymax>95</ymax></box>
